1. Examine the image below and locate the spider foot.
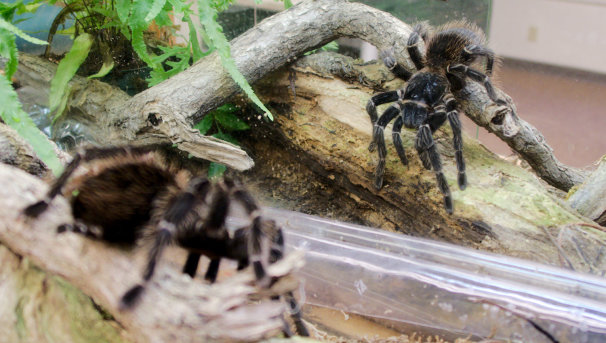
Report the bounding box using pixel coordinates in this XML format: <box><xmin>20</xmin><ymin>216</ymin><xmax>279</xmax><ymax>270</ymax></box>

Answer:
<box><xmin>23</xmin><ymin>200</ymin><xmax>49</xmax><ymax>218</ymax></box>
<box><xmin>380</xmin><ymin>49</ymin><xmax>397</xmax><ymax>70</ymax></box>
<box><xmin>444</xmin><ymin>195</ymin><xmax>453</xmax><ymax>214</ymax></box>
<box><xmin>374</xmin><ymin>175</ymin><xmax>384</xmax><ymax>190</ymax></box>
<box><xmin>368</xmin><ymin>141</ymin><xmax>377</xmax><ymax>152</ymax></box>
<box><xmin>458</xmin><ymin>172</ymin><xmax>467</xmax><ymax>190</ymax></box>
<box><xmin>120</xmin><ymin>284</ymin><xmax>145</xmax><ymax>310</ymax></box>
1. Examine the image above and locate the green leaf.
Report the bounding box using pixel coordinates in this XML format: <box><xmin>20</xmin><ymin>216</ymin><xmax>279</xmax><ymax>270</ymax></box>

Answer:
<box><xmin>197</xmin><ymin>0</ymin><xmax>273</xmax><ymax>120</ymax></box>
<box><xmin>183</xmin><ymin>14</ymin><xmax>203</xmax><ymax>61</ymax></box>
<box><xmin>144</xmin><ymin>0</ymin><xmax>167</xmax><ymax>22</ymax></box>
<box><xmin>115</xmin><ymin>0</ymin><xmax>131</xmax><ymax>24</ymax></box>
<box><xmin>131</xmin><ymin>26</ymin><xmax>157</xmax><ymax>69</ymax></box>
<box><xmin>208</xmin><ymin>162</ymin><xmax>226</xmax><ymax>179</ymax></box>
<box><xmin>194</xmin><ymin>113</ymin><xmax>214</xmax><ymax>135</ymax></box>
<box><xmin>0</xmin><ymin>17</ymin><xmax>48</xmax><ymax>45</ymax></box>
<box><xmin>212</xmin><ymin>132</ymin><xmax>239</xmax><ymax>146</ymax></box>
<box><xmin>49</xmin><ymin>33</ymin><xmax>93</xmax><ymax>118</ymax></box>
<box><xmin>283</xmin><ymin>0</ymin><xmax>293</xmax><ymax>9</ymax></box>
<box><xmin>87</xmin><ymin>59</ymin><xmax>114</xmax><ymax>79</ymax></box>
<box><xmin>215</xmin><ymin>108</ymin><xmax>249</xmax><ymax>131</ymax></box>
<box><xmin>0</xmin><ymin>74</ymin><xmax>62</xmax><ymax>175</ymax></box>
<box><xmin>0</xmin><ymin>28</ymin><xmax>18</xmax><ymax>80</ymax></box>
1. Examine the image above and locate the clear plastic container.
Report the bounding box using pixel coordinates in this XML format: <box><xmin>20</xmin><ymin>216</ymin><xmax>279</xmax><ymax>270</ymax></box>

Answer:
<box><xmin>230</xmin><ymin>207</ymin><xmax>606</xmax><ymax>342</ymax></box>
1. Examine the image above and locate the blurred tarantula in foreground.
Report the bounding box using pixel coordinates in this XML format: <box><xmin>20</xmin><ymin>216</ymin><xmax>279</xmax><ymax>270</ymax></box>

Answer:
<box><xmin>367</xmin><ymin>20</ymin><xmax>504</xmax><ymax>213</ymax></box>
<box><xmin>23</xmin><ymin>146</ymin><xmax>308</xmax><ymax>336</ymax></box>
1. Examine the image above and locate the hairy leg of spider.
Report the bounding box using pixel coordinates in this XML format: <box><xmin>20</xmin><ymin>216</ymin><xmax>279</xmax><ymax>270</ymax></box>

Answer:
<box><xmin>416</xmin><ymin>124</ymin><xmax>453</xmax><ymax>213</ymax></box>
<box><xmin>448</xmin><ymin>64</ymin><xmax>502</xmax><ymax>103</ymax></box>
<box><xmin>120</xmin><ymin>221</ymin><xmax>174</xmax><ymax>309</ymax></box>
<box><xmin>407</xmin><ymin>23</ymin><xmax>428</xmax><ymax>70</ymax></box>
<box><xmin>57</xmin><ymin>221</ymin><xmax>103</xmax><ymax>239</ymax></box>
<box><xmin>182</xmin><ymin>252</ymin><xmax>202</xmax><ymax>278</ymax></box>
<box><xmin>462</xmin><ymin>44</ymin><xmax>496</xmax><ymax>76</ymax></box>
<box><xmin>231</xmin><ymin>187</ymin><xmax>269</xmax><ymax>282</ymax></box>
<box><xmin>380</xmin><ymin>50</ymin><xmax>412</xmax><ymax>81</ymax></box>
<box><xmin>195</xmin><ymin>185</ymin><xmax>231</xmax><ymax>282</ymax></box>
<box><xmin>447</xmin><ymin>110</ymin><xmax>467</xmax><ymax>190</ymax></box>
<box><xmin>416</xmin><ymin>107</ymin><xmax>447</xmax><ymax>170</ymax></box>
<box><xmin>373</xmin><ymin>105</ymin><xmax>401</xmax><ymax>189</ymax></box>
<box><xmin>121</xmin><ymin>187</ymin><xmax>204</xmax><ymax>309</ymax></box>
<box><xmin>367</xmin><ymin>91</ymin><xmax>400</xmax><ymax>151</ymax></box>
<box><xmin>23</xmin><ymin>153</ymin><xmax>82</xmax><ymax>217</ymax></box>
<box><xmin>204</xmin><ymin>258</ymin><xmax>221</xmax><ymax>282</ymax></box>
<box><xmin>391</xmin><ymin>116</ymin><xmax>408</xmax><ymax>166</ymax></box>
<box><xmin>263</xmin><ymin>222</ymin><xmax>309</xmax><ymax>337</ymax></box>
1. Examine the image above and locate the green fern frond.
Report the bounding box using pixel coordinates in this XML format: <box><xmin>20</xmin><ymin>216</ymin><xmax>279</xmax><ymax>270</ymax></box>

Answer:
<box><xmin>197</xmin><ymin>0</ymin><xmax>273</xmax><ymax>120</ymax></box>
<box><xmin>49</xmin><ymin>33</ymin><xmax>93</xmax><ymax>119</ymax></box>
<box><xmin>0</xmin><ymin>75</ymin><xmax>62</xmax><ymax>175</ymax></box>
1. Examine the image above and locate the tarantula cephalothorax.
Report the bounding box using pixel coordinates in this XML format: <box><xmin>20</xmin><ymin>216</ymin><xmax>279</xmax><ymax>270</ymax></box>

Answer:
<box><xmin>367</xmin><ymin>20</ymin><xmax>502</xmax><ymax>213</ymax></box>
<box><xmin>23</xmin><ymin>146</ymin><xmax>308</xmax><ymax>337</ymax></box>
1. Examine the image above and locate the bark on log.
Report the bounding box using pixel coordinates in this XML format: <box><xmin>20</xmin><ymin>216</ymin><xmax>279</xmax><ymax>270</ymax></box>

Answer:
<box><xmin>568</xmin><ymin>157</ymin><xmax>606</xmax><ymax>226</ymax></box>
<box><xmin>0</xmin><ymin>163</ymin><xmax>305</xmax><ymax>342</ymax></box>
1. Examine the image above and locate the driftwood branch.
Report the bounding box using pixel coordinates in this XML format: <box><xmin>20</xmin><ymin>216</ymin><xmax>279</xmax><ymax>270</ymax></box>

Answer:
<box><xmin>7</xmin><ymin>0</ymin><xmax>583</xmax><ymax>189</ymax></box>
<box><xmin>0</xmin><ymin>162</ymin><xmax>304</xmax><ymax>342</ymax></box>
<box><xmin>568</xmin><ymin>157</ymin><xmax>606</xmax><ymax>225</ymax></box>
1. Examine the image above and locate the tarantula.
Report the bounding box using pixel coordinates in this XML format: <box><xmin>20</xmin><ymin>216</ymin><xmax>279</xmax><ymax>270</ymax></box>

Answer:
<box><xmin>367</xmin><ymin>20</ymin><xmax>502</xmax><ymax>213</ymax></box>
<box><xmin>23</xmin><ymin>146</ymin><xmax>308</xmax><ymax>336</ymax></box>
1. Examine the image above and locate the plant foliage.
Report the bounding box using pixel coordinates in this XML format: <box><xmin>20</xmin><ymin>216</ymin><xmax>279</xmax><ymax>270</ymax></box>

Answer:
<box><xmin>197</xmin><ymin>0</ymin><xmax>273</xmax><ymax>120</ymax></box>
<box><xmin>194</xmin><ymin>104</ymin><xmax>249</xmax><ymax>178</ymax></box>
<box><xmin>0</xmin><ymin>8</ymin><xmax>61</xmax><ymax>175</ymax></box>
<box><xmin>0</xmin><ymin>76</ymin><xmax>62</xmax><ymax>174</ymax></box>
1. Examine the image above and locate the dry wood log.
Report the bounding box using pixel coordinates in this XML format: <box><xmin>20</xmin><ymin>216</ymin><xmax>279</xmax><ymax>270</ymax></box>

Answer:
<box><xmin>0</xmin><ymin>162</ymin><xmax>306</xmax><ymax>342</ymax></box>
<box><xmin>568</xmin><ymin>157</ymin><xmax>606</xmax><ymax>226</ymax></box>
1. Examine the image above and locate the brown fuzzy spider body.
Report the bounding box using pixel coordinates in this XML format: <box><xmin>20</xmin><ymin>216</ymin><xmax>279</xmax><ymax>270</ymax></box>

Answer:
<box><xmin>23</xmin><ymin>146</ymin><xmax>308</xmax><ymax>337</ymax></box>
<box><xmin>366</xmin><ymin>20</ymin><xmax>502</xmax><ymax>213</ymax></box>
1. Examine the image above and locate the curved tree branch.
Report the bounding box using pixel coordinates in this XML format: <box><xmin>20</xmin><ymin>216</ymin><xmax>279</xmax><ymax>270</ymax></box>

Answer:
<box><xmin>120</xmin><ymin>0</ymin><xmax>586</xmax><ymax>190</ymax></box>
<box><xmin>8</xmin><ymin>0</ymin><xmax>583</xmax><ymax>187</ymax></box>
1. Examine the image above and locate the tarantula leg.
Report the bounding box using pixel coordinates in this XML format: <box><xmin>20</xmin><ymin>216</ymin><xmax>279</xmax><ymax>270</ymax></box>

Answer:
<box><xmin>448</xmin><ymin>64</ymin><xmax>500</xmax><ymax>103</ymax></box>
<box><xmin>121</xmin><ymin>178</ymin><xmax>210</xmax><ymax>309</ymax></box>
<box><xmin>204</xmin><ymin>258</ymin><xmax>221</xmax><ymax>282</ymax></box>
<box><xmin>120</xmin><ymin>221</ymin><xmax>174</xmax><ymax>309</ymax></box>
<box><xmin>415</xmin><ymin>124</ymin><xmax>453</xmax><ymax>213</ymax></box>
<box><xmin>367</xmin><ymin>91</ymin><xmax>401</xmax><ymax>151</ymax></box>
<box><xmin>23</xmin><ymin>153</ymin><xmax>82</xmax><ymax>218</ymax></box>
<box><xmin>407</xmin><ymin>23</ymin><xmax>429</xmax><ymax>70</ymax></box>
<box><xmin>380</xmin><ymin>49</ymin><xmax>412</xmax><ymax>81</ymax></box>
<box><xmin>391</xmin><ymin>116</ymin><xmax>408</xmax><ymax>166</ymax></box>
<box><xmin>372</xmin><ymin>104</ymin><xmax>401</xmax><ymax>189</ymax></box>
<box><xmin>57</xmin><ymin>221</ymin><xmax>103</xmax><ymax>239</ymax></box>
<box><xmin>182</xmin><ymin>252</ymin><xmax>202</xmax><ymax>278</ymax></box>
<box><xmin>284</xmin><ymin>291</ymin><xmax>309</xmax><ymax>337</ymax></box>
<box><xmin>462</xmin><ymin>44</ymin><xmax>496</xmax><ymax>76</ymax></box>
<box><xmin>229</xmin><ymin>186</ymin><xmax>271</xmax><ymax>283</ymax></box>
<box><xmin>447</xmin><ymin>113</ymin><xmax>467</xmax><ymax>190</ymax></box>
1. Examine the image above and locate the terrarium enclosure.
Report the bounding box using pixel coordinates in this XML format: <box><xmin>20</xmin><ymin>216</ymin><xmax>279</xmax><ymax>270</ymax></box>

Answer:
<box><xmin>1</xmin><ymin>0</ymin><xmax>606</xmax><ymax>342</ymax></box>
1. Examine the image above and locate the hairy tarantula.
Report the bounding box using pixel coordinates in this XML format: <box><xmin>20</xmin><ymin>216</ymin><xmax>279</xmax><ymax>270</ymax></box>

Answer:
<box><xmin>367</xmin><ymin>20</ymin><xmax>502</xmax><ymax>213</ymax></box>
<box><xmin>23</xmin><ymin>146</ymin><xmax>308</xmax><ymax>337</ymax></box>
